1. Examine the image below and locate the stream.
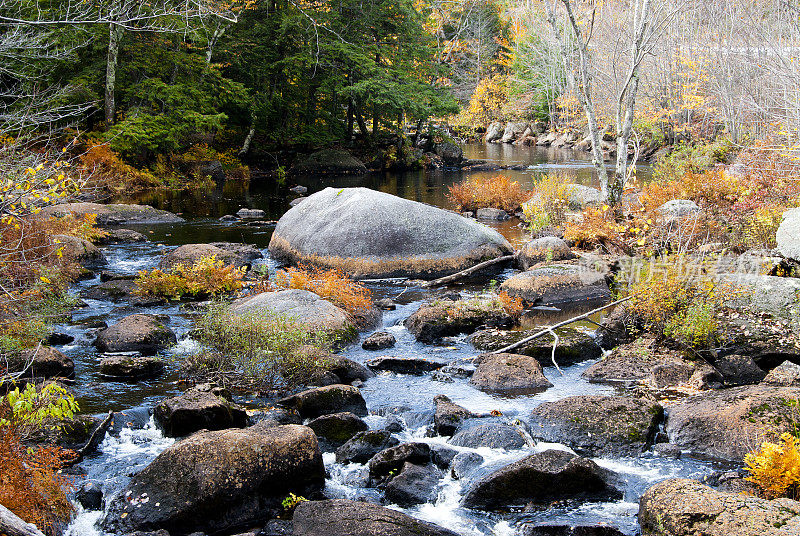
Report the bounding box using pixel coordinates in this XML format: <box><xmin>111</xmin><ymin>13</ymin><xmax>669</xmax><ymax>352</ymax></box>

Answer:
<box><xmin>60</xmin><ymin>144</ymin><xmax>717</xmax><ymax>536</ymax></box>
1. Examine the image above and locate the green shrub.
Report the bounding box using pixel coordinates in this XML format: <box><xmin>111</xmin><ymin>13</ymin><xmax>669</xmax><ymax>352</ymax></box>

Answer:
<box><xmin>653</xmin><ymin>138</ymin><xmax>734</xmax><ymax>182</ymax></box>
<box><xmin>664</xmin><ymin>302</ymin><xmax>720</xmax><ymax>349</ymax></box>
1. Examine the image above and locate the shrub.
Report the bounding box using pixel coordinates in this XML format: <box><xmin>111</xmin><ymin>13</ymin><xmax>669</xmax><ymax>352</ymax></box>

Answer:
<box><xmin>135</xmin><ymin>255</ymin><xmax>246</xmax><ymax>300</ymax></box>
<box><xmin>273</xmin><ymin>266</ymin><xmax>373</xmax><ymax>319</ymax></box>
<box><xmin>432</xmin><ymin>292</ymin><xmax>524</xmax><ymax>321</ymax></box>
<box><xmin>182</xmin><ymin>303</ymin><xmax>332</xmax><ymax>392</ymax></box>
<box><xmin>745</xmin><ymin>432</ymin><xmax>800</xmax><ymax>499</ymax></box>
<box><xmin>652</xmin><ymin>138</ymin><xmax>734</xmax><ymax>182</ymax></box>
<box><xmin>80</xmin><ymin>141</ymin><xmax>160</xmax><ymax>191</ymax></box>
<box><xmin>522</xmin><ymin>172</ymin><xmax>571</xmax><ymax>234</ymax></box>
<box><xmin>664</xmin><ymin>302</ymin><xmax>720</xmax><ymax>349</ymax></box>
<box><xmin>448</xmin><ymin>175</ymin><xmax>531</xmax><ymax>213</ymax></box>
<box><xmin>45</xmin><ymin>213</ymin><xmax>109</xmax><ymax>243</ymax></box>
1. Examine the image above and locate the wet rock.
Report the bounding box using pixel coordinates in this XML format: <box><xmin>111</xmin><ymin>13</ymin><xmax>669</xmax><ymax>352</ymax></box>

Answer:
<box><xmin>450</xmin><ymin>422</ymin><xmax>527</xmax><ymax>450</ymax></box>
<box><xmin>528</xmin><ymin>395</ymin><xmax>663</xmax><ymax>456</ymax></box>
<box><xmin>762</xmin><ymin>360</ymin><xmax>800</xmax><ymax>386</ymax></box>
<box><xmin>94</xmin><ymin>314</ymin><xmax>176</xmax><ymax>355</ymax></box>
<box><xmin>102</xmin><ymin>425</ymin><xmax>325</xmax><ymax>535</ymax></box>
<box><xmin>47</xmin><ymin>332</ymin><xmax>75</xmax><ymax>346</ymax></box>
<box><xmin>237</xmin><ymin>208</ymin><xmax>266</xmax><ymax>219</ymax></box>
<box><xmin>471</xmin><ymin>327</ymin><xmax>601</xmax><ymax>367</ymax></box>
<box><xmin>335</xmin><ymin>430</ymin><xmax>400</xmax><ymax>464</ymax></box>
<box><xmin>232</xmin><ymin>289</ymin><xmax>354</xmax><ymax>335</ymax></box>
<box><xmin>75</xmin><ymin>480</ymin><xmax>104</xmax><ymax>510</ymax></box>
<box><xmin>594</xmin><ymin>306</ymin><xmax>635</xmax><ymax>350</ymax></box>
<box><xmin>290</xmin><ymin>185</ymin><xmax>308</xmax><ymax>195</ymax></box>
<box><xmin>53</xmin><ymin>234</ymin><xmax>107</xmax><ymax>268</ymax></box>
<box><xmin>713</xmin><ymin>354</ymin><xmax>766</xmax><ymax>385</ymax></box>
<box><xmin>362</xmin><ymin>331</ymin><xmax>396</xmax><ymax>351</ymax></box>
<box><xmin>461</xmin><ymin>449</ymin><xmax>621</xmax><ymax>510</ymax></box>
<box><xmin>96</xmin><ymin>228</ymin><xmax>148</xmax><ymax>244</ymax></box>
<box><xmin>517</xmin><ymin>237</ymin><xmax>576</xmax><ymax>270</ymax></box>
<box><xmin>434</xmin><ymin>142</ymin><xmax>463</xmax><ymax>166</ymax></box>
<box><xmin>368</xmin><ymin>442</ymin><xmax>431</xmax><ymax>481</ymax></box>
<box><xmin>248</xmin><ymin>406</ymin><xmax>302</xmax><ymax>427</ymax></box>
<box><xmin>99</xmin><ymin>270</ymin><xmax>137</xmax><ymax>282</ymax></box>
<box><xmin>500</xmin><ymin>264</ymin><xmax>610</xmax><ymax>306</ymax></box>
<box><xmin>375</xmin><ymin>298</ymin><xmax>396</xmax><ymax>310</ymax></box>
<box><xmin>325</xmin><ymin>353</ymin><xmax>375</xmax><ymax>383</ymax></box>
<box><xmin>159</xmin><ymin>242</ymin><xmax>254</xmax><ymax>270</ymax></box>
<box><xmin>292</xmin><ymin>499</ymin><xmax>460</xmax><ymax>536</ymax></box>
<box><xmin>433</xmin><ymin>395</ymin><xmax>476</xmax><ymax>436</ymax></box>
<box><xmin>777</xmin><ymin>207</ymin><xmax>800</xmax><ymax>261</ymax></box>
<box><xmin>665</xmin><ymin>385</ymin><xmax>800</xmax><ymax>460</ymax></box>
<box><xmin>471</xmin><ymin>353</ymin><xmax>553</xmax><ymax>395</ymax></box>
<box><xmin>476</xmin><ymin>208</ymin><xmax>509</xmax><ymax>220</ymax></box>
<box><xmin>268</xmin><ymin>187</ymin><xmax>513</xmax><ymax>280</ymax></box>
<box><xmin>639</xmin><ymin>478</ymin><xmax>800</xmax><ymax>536</ymax></box>
<box><xmin>278</xmin><ymin>384</ymin><xmax>367</xmax><ymax>419</ymax></box>
<box><xmin>154</xmin><ymin>388</ymin><xmax>249</xmax><ymax>437</ymax></box>
<box><xmin>653</xmin><ymin>443</ymin><xmax>683</xmax><ymax>459</ymax></box>
<box><xmin>307</xmin><ymin>412</ymin><xmax>368</xmax><ymax>448</ymax></box>
<box><xmin>451</xmin><ymin>452</ymin><xmax>484</xmax><ymax>479</ymax></box>
<box><xmin>366</xmin><ymin>356</ymin><xmax>447</xmax><ymax>375</ymax></box>
<box><xmin>7</xmin><ymin>346</ymin><xmax>74</xmax><ymax>379</ymax></box>
<box><xmin>430</xmin><ymin>444</ymin><xmax>459</xmax><ymax>469</ymax></box>
<box><xmin>28</xmin><ymin>413</ymin><xmax>101</xmax><ymax>450</ymax></box>
<box><xmin>81</xmin><ymin>279</ymin><xmax>138</xmax><ymax>301</ymax></box>
<box><xmin>293</xmin><ymin>149</ymin><xmax>367</xmax><ymax>175</ymax></box>
<box><xmin>405</xmin><ymin>297</ymin><xmax>515</xmax><ymax>343</ymax></box>
<box><xmin>522</xmin><ymin>526</ymin><xmax>624</xmax><ymax>536</ymax></box>
<box><xmin>219</xmin><ymin>214</ymin><xmax>238</xmax><ymax>222</ymax></box>
<box><xmin>99</xmin><ymin>355</ymin><xmax>164</xmax><ymax>381</ymax></box>
<box><xmin>384</xmin><ymin>462</ymin><xmax>442</xmax><ymax>506</ymax></box>
<box><xmin>261</xmin><ymin>519</ymin><xmax>293</xmax><ymax>536</ymax></box>
<box><xmin>39</xmin><ymin>202</ymin><xmax>184</xmax><ymax>225</ymax></box>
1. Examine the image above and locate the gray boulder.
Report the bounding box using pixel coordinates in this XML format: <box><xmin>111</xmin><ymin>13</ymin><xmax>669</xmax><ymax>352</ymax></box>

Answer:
<box><xmin>434</xmin><ymin>142</ymin><xmax>463</xmax><ymax>166</ymax></box>
<box><xmin>102</xmin><ymin>425</ymin><xmax>325</xmax><ymax>535</ymax></box>
<box><xmin>94</xmin><ymin>314</ymin><xmax>176</xmax><ymax>355</ymax></box>
<box><xmin>451</xmin><ymin>452</ymin><xmax>484</xmax><ymax>479</ymax></box>
<box><xmin>433</xmin><ymin>395</ymin><xmax>475</xmax><ymax>436</ymax></box>
<box><xmin>471</xmin><ymin>327</ymin><xmax>601</xmax><ymax>367</ymax></box>
<box><xmin>470</xmin><ymin>353</ymin><xmax>552</xmax><ymax>395</ymax></box>
<box><xmin>159</xmin><ymin>242</ymin><xmax>258</xmax><ymax>269</ymax></box>
<box><xmin>713</xmin><ymin>354</ymin><xmax>766</xmax><ymax>385</ymax></box>
<box><xmin>268</xmin><ymin>187</ymin><xmax>513</xmax><ymax>279</ymax></box>
<box><xmin>8</xmin><ymin>346</ymin><xmax>74</xmax><ymax>379</ymax></box>
<box><xmin>762</xmin><ymin>361</ymin><xmax>800</xmax><ymax>386</ymax></box>
<box><xmin>777</xmin><ymin>207</ymin><xmax>800</xmax><ymax>261</ymax></box>
<box><xmin>232</xmin><ymin>289</ymin><xmax>353</xmax><ymax>334</ymax></box>
<box><xmin>307</xmin><ymin>412</ymin><xmax>368</xmax><ymax>448</ymax></box>
<box><xmin>278</xmin><ymin>384</ymin><xmax>367</xmax><ymax>419</ymax></box>
<box><xmin>528</xmin><ymin>395</ymin><xmax>663</xmax><ymax>456</ymax></box>
<box><xmin>657</xmin><ymin>199</ymin><xmax>701</xmax><ymax>224</ymax></box>
<box><xmin>292</xmin><ymin>499</ymin><xmax>460</xmax><ymax>536</ymax></box>
<box><xmin>405</xmin><ymin>297</ymin><xmax>515</xmax><ymax>343</ymax></box>
<box><xmin>384</xmin><ymin>463</ymin><xmax>442</xmax><ymax>506</ymax></box>
<box><xmin>99</xmin><ymin>355</ymin><xmax>164</xmax><ymax>381</ymax></box>
<box><xmin>461</xmin><ymin>449</ymin><xmax>621</xmax><ymax>509</ymax></box>
<box><xmin>476</xmin><ymin>208</ymin><xmax>508</xmax><ymax>220</ymax></box>
<box><xmin>237</xmin><ymin>208</ymin><xmax>266</xmax><ymax>219</ymax></box>
<box><xmin>564</xmin><ymin>184</ymin><xmax>601</xmax><ymax>209</ymax></box>
<box><xmin>95</xmin><ymin>228</ymin><xmax>148</xmax><ymax>245</ymax></box>
<box><xmin>720</xmin><ymin>273</ymin><xmax>800</xmax><ymax>322</ymax></box>
<box><xmin>335</xmin><ymin>430</ymin><xmax>399</xmax><ymax>464</ymax></box>
<box><xmin>449</xmin><ymin>422</ymin><xmax>527</xmax><ymax>450</ymax></box>
<box><xmin>485</xmin><ymin>122</ymin><xmax>504</xmax><ymax>143</ymax></box>
<box><xmin>500</xmin><ymin>264</ymin><xmax>610</xmax><ymax>305</ymax></box>
<box><xmin>362</xmin><ymin>331</ymin><xmax>396</xmax><ymax>351</ymax></box>
<box><xmin>517</xmin><ymin>237</ymin><xmax>576</xmax><ymax>270</ymax></box>
<box><xmin>154</xmin><ymin>389</ymin><xmax>249</xmax><ymax>437</ymax></box>
<box><xmin>368</xmin><ymin>442</ymin><xmax>431</xmax><ymax>481</ymax></box>
<box><xmin>53</xmin><ymin>234</ymin><xmax>106</xmax><ymax>268</ymax></box>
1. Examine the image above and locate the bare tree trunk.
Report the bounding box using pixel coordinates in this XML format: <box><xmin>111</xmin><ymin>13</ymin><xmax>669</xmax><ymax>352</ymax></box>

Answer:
<box><xmin>239</xmin><ymin>126</ymin><xmax>255</xmax><ymax>156</ymax></box>
<box><xmin>104</xmin><ymin>22</ymin><xmax>124</xmax><ymax>128</ymax></box>
<box><xmin>0</xmin><ymin>504</ymin><xmax>45</xmax><ymax>536</ymax></box>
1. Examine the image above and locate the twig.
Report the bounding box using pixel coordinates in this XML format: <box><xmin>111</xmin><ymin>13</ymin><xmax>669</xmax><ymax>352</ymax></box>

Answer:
<box><xmin>548</xmin><ymin>327</ymin><xmax>562</xmax><ymax>374</ymax></box>
<box><xmin>490</xmin><ymin>296</ymin><xmax>632</xmax><ymax>357</ymax></box>
<box><xmin>421</xmin><ymin>255</ymin><xmax>516</xmax><ymax>288</ymax></box>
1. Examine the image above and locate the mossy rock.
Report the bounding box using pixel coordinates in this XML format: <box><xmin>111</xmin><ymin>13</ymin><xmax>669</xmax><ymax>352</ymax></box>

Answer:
<box><xmin>470</xmin><ymin>327</ymin><xmax>601</xmax><ymax>367</ymax></box>
<box><xmin>293</xmin><ymin>149</ymin><xmax>367</xmax><ymax>175</ymax></box>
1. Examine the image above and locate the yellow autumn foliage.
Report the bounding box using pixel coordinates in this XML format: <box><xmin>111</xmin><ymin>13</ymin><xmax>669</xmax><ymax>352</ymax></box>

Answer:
<box><xmin>745</xmin><ymin>432</ymin><xmax>800</xmax><ymax>500</ymax></box>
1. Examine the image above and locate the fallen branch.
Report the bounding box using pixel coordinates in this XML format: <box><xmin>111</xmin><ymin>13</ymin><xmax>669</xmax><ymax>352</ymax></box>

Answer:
<box><xmin>490</xmin><ymin>296</ymin><xmax>632</xmax><ymax>358</ymax></box>
<box><xmin>67</xmin><ymin>411</ymin><xmax>113</xmax><ymax>465</ymax></box>
<box><xmin>0</xmin><ymin>504</ymin><xmax>45</xmax><ymax>536</ymax></box>
<box><xmin>421</xmin><ymin>255</ymin><xmax>516</xmax><ymax>288</ymax></box>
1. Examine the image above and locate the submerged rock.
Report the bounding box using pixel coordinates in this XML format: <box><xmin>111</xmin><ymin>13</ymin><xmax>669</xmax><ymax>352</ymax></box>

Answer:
<box><xmin>529</xmin><ymin>395</ymin><xmax>663</xmax><ymax>456</ymax></box>
<box><xmin>154</xmin><ymin>388</ymin><xmax>249</xmax><ymax>437</ymax></box>
<box><xmin>94</xmin><ymin>314</ymin><xmax>176</xmax><ymax>355</ymax></box>
<box><xmin>471</xmin><ymin>327</ymin><xmax>601</xmax><ymax>367</ymax></box>
<box><xmin>307</xmin><ymin>412</ymin><xmax>368</xmax><ymax>448</ymax></box>
<box><xmin>470</xmin><ymin>353</ymin><xmax>552</xmax><ymax>395</ymax></box>
<box><xmin>639</xmin><ymin>478</ymin><xmax>800</xmax><ymax>536</ymax></box>
<box><xmin>278</xmin><ymin>384</ymin><xmax>367</xmax><ymax>419</ymax></box>
<box><xmin>461</xmin><ymin>449</ymin><xmax>621</xmax><ymax>509</ymax></box>
<box><xmin>405</xmin><ymin>297</ymin><xmax>516</xmax><ymax>343</ymax></box>
<box><xmin>102</xmin><ymin>425</ymin><xmax>325</xmax><ymax>535</ymax></box>
<box><xmin>665</xmin><ymin>385</ymin><xmax>800</xmax><ymax>460</ymax></box>
<box><xmin>268</xmin><ymin>187</ymin><xmax>513</xmax><ymax>279</ymax></box>
<box><xmin>39</xmin><ymin>202</ymin><xmax>183</xmax><ymax>225</ymax></box>
<box><xmin>500</xmin><ymin>264</ymin><xmax>610</xmax><ymax>306</ymax></box>
<box><xmin>292</xmin><ymin>499</ymin><xmax>460</xmax><ymax>536</ymax></box>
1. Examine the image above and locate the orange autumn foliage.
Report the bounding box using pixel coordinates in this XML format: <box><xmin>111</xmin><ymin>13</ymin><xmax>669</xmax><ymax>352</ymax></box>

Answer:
<box><xmin>273</xmin><ymin>265</ymin><xmax>373</xmax><ymax>318</ymax></box>
<box><xmin>448</xmin><ymin>175</ymin><xmax>531</xmax><ymax>213</ymax></box>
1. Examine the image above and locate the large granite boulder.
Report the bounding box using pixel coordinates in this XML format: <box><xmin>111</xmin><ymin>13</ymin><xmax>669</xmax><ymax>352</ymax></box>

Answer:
<box><xmin>154</xmin><ymin>388</ymin><xmax>249</xmax><ymax>437</ymax></box>
<box><xmin>232</xmin><ymin>289</ymin><xmax>353</xmax><ymax>334</ymax></box>
<box><xmin>449</xmin><ymin>422</ymin><xmax>527</xmax><ymax>450</ymax></box>
<box><xmin>99</xmin><ymin>355</ymin><xmax>164</xmax><ymax>381</ymax></box>
<box><xmin>102</xmin><ymin>424</ymin><xmax>325</xmax><ymax>535</ymax></box>
<box><xmin>777</xmin><ymin>207</ymin><xmax>800</xmax><ymax>261</ymax></box>
<box><xmin>39</xmin><ymin>202</ymin><xmax>183</xmax><ymax>225</ymax></box>
<box><xmin>307</xmin><ymin>412</ymin><xmax>368</xmax><ymax>448</ymax></box>
<box><xmin>94</xmin><ymin>314</ymin><xmax>176</xmax><ymax>355</ymax></box>
<box><xmin>268</xmin><ymin>187</ymin><xmax>513</xmax><ymax>279</ymax></box>
<box><xmin>639</xmin><ymin>478</ymin><xmax>800</xmax><ymax>536</ymax></box>
<box><xmin>500</xmin><ymin>264</ymin><xmax>610</xmax><ymax>306</ymax></box>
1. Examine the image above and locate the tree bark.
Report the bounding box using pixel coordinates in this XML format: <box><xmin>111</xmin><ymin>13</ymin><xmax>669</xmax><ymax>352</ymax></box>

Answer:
<box><xmin>104</xmin><ymin>22</ymin><xmax>124</xmax><ymax>128</ymax></box>
<box><xmin>0</xmin><ymin>504</ymin><xmax>46</xmax><ymax>536</ymax></box>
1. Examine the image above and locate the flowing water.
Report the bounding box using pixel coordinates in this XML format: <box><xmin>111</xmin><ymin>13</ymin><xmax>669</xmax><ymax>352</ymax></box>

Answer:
<box><xmin>60</xmin><ymin>145</ymin><xmax>714</xmax><ymax>536</ymax></box>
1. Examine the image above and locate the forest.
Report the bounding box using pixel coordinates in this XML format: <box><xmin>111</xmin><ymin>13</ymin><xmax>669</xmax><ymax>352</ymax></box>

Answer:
<box><xmin>2</xmin><ymin>1</ymin><xmax>800</xmax><ymax>536</ymax></box>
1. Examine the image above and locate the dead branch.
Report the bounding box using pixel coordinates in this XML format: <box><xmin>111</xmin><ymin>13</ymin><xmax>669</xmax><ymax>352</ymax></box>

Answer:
<box><xmin>0</xmin><ymin>504</ymin><xmax>45</xmax><ymax>536</ymax></box>
<box><xmin>421</xmin><ymin>254</ymin><xmax>515</xmax><ymax>288</ymax></box>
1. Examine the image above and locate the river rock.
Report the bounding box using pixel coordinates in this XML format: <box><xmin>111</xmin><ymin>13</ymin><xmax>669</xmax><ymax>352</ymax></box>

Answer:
<box><xmin>268</xmin><ymin>187</ymin><xmax>513</xmax><ymax>279</ymax></box>
<box><xmin>405</xmin><ymin>298</ymin><xmax>516</xmax><ymax>343</ymax></box>
<box><xmin>450</xmin><ymin>422</ymin><xmax>527</xmax><ymax>450</ymax></box>
<box><xmin>762</xmin><ymin>361</ymin><xmax>800</xmax><ymax>386</ymax></box>
<box><xmin>461</xmin><ymin>449</ymin><xmax>621</xmax><ymax>509</ymax></box>
<box><xmin>517</xmin><ymin>237</ymin><xmax>576</xmax><ymax>270</ymax></box>
<box><xmin>94</xmin><ymin>314</ymin><xmax>176</xmax><ymax>355</ymax></box>
<box><xmin>154</xmin><ymin>388</ymin><xmax>249</xmax><ymax>437</ymax></box>
<box><xmin>75</xmin><ymin>480</ymin><xmax>104</xmax><ymax>511</ymax></box>
<box><xmin>719</xmin><ymin>273</ymin><xmax>800</xmax><ymax>322</ymax></box>
<box><xmin>777</xmin><ymin>207</ymin><xmax>800</xmax><ymax>261</ymax></box>
<box><xmin>368</xmin><ymin>442</ymin><xmax>431</xmax><ymax>481</ymax></box>
<box><xmin>529</xmin><ymin>396</ymin><xmax>663</xmax><ymax>456</ymax></box>
<box><xmin>81</xmin><ymin>279</ymin><xmax>138</xmax><ymax>301</ymax></box>
<box><xmin>335</xmin><ymin>430</ymin><xmax>400</xmax><ymax>464</ymax></box>
<box><xmin>657</xmin><ymin>199</ymin><xmax>701</xmax><ymax>224</ymax></box>
<box><xmin>362</xmin><ymin>331</ymin><xmax>396</xmax><ymax>351</ymax></box>
<box><xmin>713</xmin><ymin>353</ymin><xmax>766</xmax><ymax>385</ymax></box>
<box><xmin>325</xmin><ymin>352</ymin><xmax>375</xmax><ymax>383</ymax></box>
<box><xmin>232</xmin><ymin>289</ymin><xmax>354</xmax><ymax>335</ymax></box>
<box><xmin>39</xmin><ymin>202</ymin><xmax>184</xmax><ymax>225</ymax></box>
<box><xmin>485</xmin><ymin>122</ymin><xmax>504</xmax><ymax>143</ymax></box>
<box><xmin>476</xmin><ymin>207</ymin><xmax>509</xmax><ymax>220</ymax></box>
<box><xmin>307</xmin><ymin>412</ymin><xmax>368</xmax><ymax>448</ymax></box>
<box><xmin>665</xmin><ymin>385</ymin><xmax>800</xmax><ymax>460</ymax></box>
<box><xmin>470</xmin><ymin>353</ymin><xmax>552</xmax><ymax>394</ymax></box>
<box><xmin>366</xmin><ymin>356</ymin><xmax>447</xmax><ymax>375</ymax></box>
<box><xmin>248</xmin><ymin>406</ymin><xmax>302</xmax><ymax>427</ymax></box>
<box><xmin>564</xmin><ymin>184</ymin><xmax>602</xmax><ymax>209</ymax></box>
<box><xmin>53</xmin><ymin>234</ymin><xmax>106</xmax><ymax>268</ymax></box>
<box><xmin>278</xmin><ymin>384</ymin><xmax>367</xmax><ymax>419</ymax></box>
<box><xmin>523</xmin><ymin>527</ymin><xmax>624</xmax><ymax>536</ymax></box>
<box><xmin>471</xmin><ymin>327</ymin><xmax>602</xmax><ymax>367</ymax></box>
<box><xmin>434</xmin><ymin>142</ymin><xmax>463</xmax><ymax>166</ymax></box>
<box><xmin>594</xmin><ymin>306</ymin><xmax>635</xmax><ymax>349</ymax></box>
<box><xmin>384</xmin><ymin>462</ymin><xmax>442</xmax><ymax>506</ymax></box>
<box><xmin>159</xmin><ymin>243</ymin><xmax>251</xmax><ymax>269</ymax></box>
<box><xmin>639</xmin><ymin>478</ymin><xmax>800</xmax><ymax>536</ymax></box>
<box><xmin>500</xmin><ymin>264</ymin><xmax>610</xmax><ymax>305</ymax></box>
<box><xmin>208</xmin><ymin>242</ymin><xmax>264</xmax><ymax>264</ymax></box>
<box><xmin>292</xmin><ymin>499</ymin><xmax>460</xmax><ymax>536</ymax></box>
<box><xmin>434</xmin><ymin>395</ymin><xmax>476</xmax><ymax>436</ymax></box>
<box><xmin>451</xmin><ymin>452</ymin><xmax>484</xmax><ymax>479</ymax></box>
<box><xmin>8</xmin><ymin>346</ymin><xmax>74</xmax><ymax>379</ymax></box>
<box><xmin>237</xmin><ymin>208</ymin><xmax>265</xmax><ymax>219</ymax></box>
<box><xmin>99</xmin><ymin>355</ymin><xmax>164</xmax><ymax>381</ymax></box>
<box><xmin>102</xmin><ymin>424</ymin><xmax>324</xmax><ymax>535</ymax></box>
<box><xmin>293</xmin><ymin>149</ymin><xmax>367</xmax><ymax>174</ymax></box>
<box><xmin>96</xmin><ymin>228</ymin><xmax>148</xmax><ymax>244</ymax></box>
<box><xmin>501</xmin><ymin>122</ymin><xmax>529</xmax><ymax>143</ymax></box>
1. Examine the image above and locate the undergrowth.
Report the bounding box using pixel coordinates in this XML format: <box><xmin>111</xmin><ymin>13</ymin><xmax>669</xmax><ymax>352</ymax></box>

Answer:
<box><xmin>448</xmin><ymin>175</ymin><xmax>531</xmax><ymax>213</ymax></box>
<box><xmin>745</xmin><ymin>432</ymin><xmax>800</xmax><ymax>500</ymax></box>
<box><xmin>135</xmin><ymin>255</ymin><xmax>246</xmax><ymax>300</ymax></box>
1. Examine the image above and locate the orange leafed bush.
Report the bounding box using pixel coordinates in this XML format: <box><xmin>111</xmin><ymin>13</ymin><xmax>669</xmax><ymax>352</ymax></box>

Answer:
<box><xmin>80</xmin><ymin>142</ymin><xmax>160</xmax><ymax>191</ymax></box>
<box><xmin>448</xmin><ymin>175</ymin><xmax>531</xmax><ymax>213</ymax></box>
<box><xmin>497</xmin><ymin>291</ymin><xmax>524</xmax><ymax>319</ymax></box>
<box><xmin>274</xmin><ymin>265</ymin><xmax>373</xmax><ymax>318</ymax></box>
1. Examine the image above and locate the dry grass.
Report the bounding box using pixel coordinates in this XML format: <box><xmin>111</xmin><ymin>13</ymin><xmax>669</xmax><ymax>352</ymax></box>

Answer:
<box><xmin>448</xmin><ymin>175</ymin><xmax>531</xmax><ymax>213</ymax></box>
<box><xmin>273</xmin><ymin>265</ymin><xmax>373</xmax><ymax>318</ymax></box>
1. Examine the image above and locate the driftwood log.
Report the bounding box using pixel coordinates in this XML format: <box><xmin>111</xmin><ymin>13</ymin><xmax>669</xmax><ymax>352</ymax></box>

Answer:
<box><xmin>0</xmin><ymin>504</ymin><xmax>46</xmax><ymax>536</ymax></box>
<box><xmin>420</xmin><ymin>254</ymin><xmax>515</xmax><ymax>288</ymax></box>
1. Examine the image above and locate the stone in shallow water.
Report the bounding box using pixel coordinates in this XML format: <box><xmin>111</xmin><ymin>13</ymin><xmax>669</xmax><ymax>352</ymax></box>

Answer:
<box><xmin>500</xmin><ymin>264</ymin><xmax>610</xmax><ymax>306</ymax></box>
<box><xmin>470</xmin><ymin>353</ymin><xmax>552</xmax><ymax>395</ymax></box>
